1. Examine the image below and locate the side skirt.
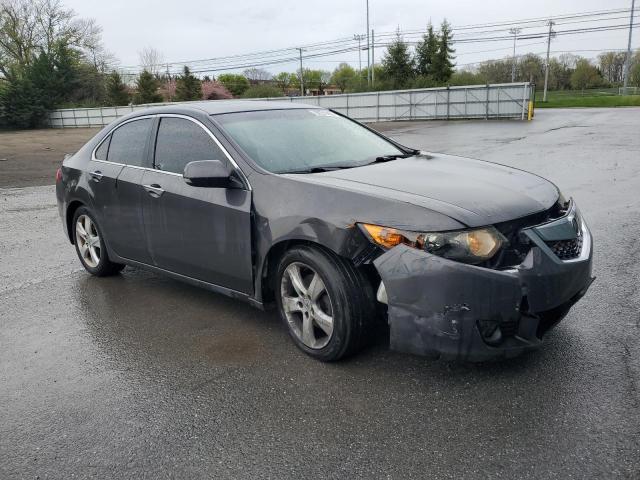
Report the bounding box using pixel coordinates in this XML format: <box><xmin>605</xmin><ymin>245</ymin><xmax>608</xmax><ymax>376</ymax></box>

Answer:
<box><xmin>111</xmin><ymin>254</ymin><xmax>265</xmax><ymax>310</ymax></box>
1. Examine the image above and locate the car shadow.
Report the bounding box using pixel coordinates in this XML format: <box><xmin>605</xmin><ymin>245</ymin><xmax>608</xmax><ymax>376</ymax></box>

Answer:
<box><xmin>75</xmin><ymin>265</ymin><xmax>588</xmax><ymax>398</ymax></box>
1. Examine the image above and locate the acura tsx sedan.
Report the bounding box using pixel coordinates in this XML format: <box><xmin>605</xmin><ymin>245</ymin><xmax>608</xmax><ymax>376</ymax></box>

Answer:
<box><xmin>56</xmin><ymin>101</ymin><xmax>594</xmax><ymax>362</ymax></box>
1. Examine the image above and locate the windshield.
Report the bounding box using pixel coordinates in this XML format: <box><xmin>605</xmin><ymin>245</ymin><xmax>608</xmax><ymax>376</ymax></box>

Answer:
<box><xmin>214</xmin><ymin>108</ymin><xmax>405</xmax><ymax>173</ymax></box>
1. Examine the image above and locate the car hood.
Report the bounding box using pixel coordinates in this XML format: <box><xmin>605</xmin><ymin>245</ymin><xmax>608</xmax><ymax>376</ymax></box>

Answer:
<box><xmin>288</xmin><ymin>153</ymin><xmax>559</xmax><ymax>228</ymax></box>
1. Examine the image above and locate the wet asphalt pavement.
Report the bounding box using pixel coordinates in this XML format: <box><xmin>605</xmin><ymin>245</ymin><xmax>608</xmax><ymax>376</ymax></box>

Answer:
<box><xmin>1</xmin><ymin>108</ymin><xmax>639</xmax><ymax>479</ymax></box>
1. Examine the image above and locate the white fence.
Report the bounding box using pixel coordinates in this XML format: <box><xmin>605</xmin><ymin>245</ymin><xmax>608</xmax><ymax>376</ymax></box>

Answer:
<box><xmin>47</xmin><ymin>83</ymin><xmax>534</xmax><ymax>128</ymax></box>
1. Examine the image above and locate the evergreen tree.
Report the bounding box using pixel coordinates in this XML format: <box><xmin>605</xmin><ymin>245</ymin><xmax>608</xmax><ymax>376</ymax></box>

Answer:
<box><xmin>0</xmin><ymin>45</ymin><xmax>79</xmax><ymax>128</ymax></box>
<box><xmin>381</xmin><ymin>30</ymin><xmax>414</xmax><ymax>89</ymax></box>
<box><xmin>174</xmin><ymin>66</ymin><xmax>202</xmax><ymax>101</ymax></box>
<box><xmin>432</xmin><ymin>19</ymin><xmax>455</xmax><ymax>83</ymax></box>
<box><xmin>105</xmin><ymin>71</ymin><xmax>130</xmax><ymax>106</ymax></box>
<box><xmin>415</xmin><ymin>22</ymin><xmax>439</xmax><ymax>77</ymax></box>
<box><xmin>0</xmin><ymin>73</ymin><xmax>48</xmax><ymax>128</ymax></box>
<box><xmin>134</xmin><ymin>70</ymin><xmax>162</xmax><ymax>104</ymax></box>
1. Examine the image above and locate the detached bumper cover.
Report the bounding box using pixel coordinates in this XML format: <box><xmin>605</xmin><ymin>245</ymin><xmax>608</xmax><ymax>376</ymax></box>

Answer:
<box><xmin>373</xmin><ymin>205</ymin><xmax>594</xmax><ymax>361</ymax></box>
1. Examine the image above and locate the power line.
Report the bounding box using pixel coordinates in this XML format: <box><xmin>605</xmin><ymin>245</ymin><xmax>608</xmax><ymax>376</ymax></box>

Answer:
<box><xmin>117</xmin><ymin>9</ymin><xmax>639</xmax><ymax>75</ymax></box>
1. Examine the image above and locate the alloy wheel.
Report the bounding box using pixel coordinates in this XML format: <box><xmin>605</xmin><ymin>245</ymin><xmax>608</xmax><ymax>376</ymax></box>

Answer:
<box><xmin>76</xmin><ymin>214</ymin><xmax>101</xmax><ymax>268</ymax></box>
<box><xmin>280</xmin><ymin>262</ymin><xmax>334</xmax><ymax>349</ymax></box>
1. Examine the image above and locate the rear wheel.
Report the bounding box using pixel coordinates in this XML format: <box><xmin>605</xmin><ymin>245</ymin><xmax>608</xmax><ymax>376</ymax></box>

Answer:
<box><xmin>275</xmin><ymin>245</ymin><xmax>375</xmax><ymax>361</ymax></box>
<box><xmin>72</xmin><ymin>207</ymin><xmax>124</xmax><ymax>277</ymax></box>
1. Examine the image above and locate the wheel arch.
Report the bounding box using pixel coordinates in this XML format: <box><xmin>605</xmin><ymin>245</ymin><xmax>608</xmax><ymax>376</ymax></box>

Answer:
<box><xmin>258</xmin><ymin>238</ymin><xmax>380</xmax><ymax>307</ymax></box>
<box><xmin>66</xmin><ymin>200</ymin><xmax>86</xmax><ymax>244</ymax></box>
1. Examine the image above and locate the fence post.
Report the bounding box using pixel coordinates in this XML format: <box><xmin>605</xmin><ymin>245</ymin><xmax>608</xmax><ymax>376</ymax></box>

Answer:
<box><xmin>521</xmin><ymin>83</ymin><xmax>527</xmax><ymax>120</ymax></box>
<box><xmin>394</xmin><ymin>91</ymin><xmax>397</xmax><ymax>120</ymax></box>
<box><xmin>434</xmin><ymin>91</ymin><xmax>438</xmax><ymax>120</ymax></box>
<box><xmin>464</xmin><ymin>88</ymin><xmax>468</xmax><ymax>116</ymax></box>
<box><xmin>410</xmin><ymin>91</ymin><xmax>414</xmax><ymax>119</ymax></box>
<box><xmin>446</xmin><ymin>86</ymin><xmax>450</xmax><ymax>120</ymax></box>
<box><xmin>376</xmin><ymin>92</ymin><xmax>380</xmax><ymax>122</ymax></box>
<box><xmin>485</xmin><ymin>84</ymin><xmax>490</xmax><ymax>120</ymax></box>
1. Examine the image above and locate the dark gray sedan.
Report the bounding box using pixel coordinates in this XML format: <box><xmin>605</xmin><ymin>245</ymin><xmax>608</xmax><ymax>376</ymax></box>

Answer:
<box><xmin>56</xmin><ymin>101</ymin><xmax>594</xmax><ymax>362</ymax></box>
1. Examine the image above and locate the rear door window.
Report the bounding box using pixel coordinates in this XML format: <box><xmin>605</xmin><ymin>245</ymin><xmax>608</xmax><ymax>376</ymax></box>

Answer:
<box><xmin>154</xmin><ymin>117</ymin><xmax>227</xmax><ymax>174</ymax></box>
<box><xmin>108</xmin><ymin>118</ymin><xmax>152</xmax><ymax>167</ymax></box>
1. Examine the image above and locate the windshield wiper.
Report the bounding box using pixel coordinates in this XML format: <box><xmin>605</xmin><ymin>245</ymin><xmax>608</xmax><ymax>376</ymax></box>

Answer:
<box><xmin>369</xmin><ymin>152</ymin><xmax>416</xmax><ymax>163</ymax></box>
<box><xmin>281</xmin><ymin>165</ymin><xmax>357</xmax><ymax>174</ymax></box>
<box><xmin>281</xmin><ymin>151</ymin><xmax>420</xmax><ymax>174</ymax></box>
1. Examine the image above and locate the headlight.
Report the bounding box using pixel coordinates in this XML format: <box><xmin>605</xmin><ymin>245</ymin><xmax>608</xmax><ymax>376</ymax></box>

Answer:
<box><xmin>360</xmin><ymin>223</ymin><xmax>505</xmax><ymax>264</ymax></box>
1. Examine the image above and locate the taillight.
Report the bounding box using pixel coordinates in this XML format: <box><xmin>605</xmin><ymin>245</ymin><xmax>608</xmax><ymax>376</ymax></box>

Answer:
<box><xmin>55</xmin><ymin>167</ymin><xmax>62</xmax><ymax>183</ymax></box>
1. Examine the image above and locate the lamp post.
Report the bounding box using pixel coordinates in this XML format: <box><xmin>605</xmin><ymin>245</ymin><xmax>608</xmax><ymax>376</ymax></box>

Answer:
<box><xmin>509</xmin><ymin>27</ymin><xmax>522</xmax><ymax>83</ymax></box>
<box><xmin>543</xmin><ymin>21</ymin><xmax>555</xmax><ymax>102</ymax></box>
<box><xmin>353</xmin><ymin>34</ymin><xmax>365</xmax><ymax>74</ymax></box>
<box><xmin>297</xmin><ymin>48</ymin><xmax>304</xmax><ymax>96</ymax></box>
<box><xmin>366</xmin><ymin>0</ymin><xmax>370</xmax><ymax>86</ymax></box>
<box><xmin>622</xmin><ymin>0</ymin><xmax>636</xmax><ymax>93</ymax></box>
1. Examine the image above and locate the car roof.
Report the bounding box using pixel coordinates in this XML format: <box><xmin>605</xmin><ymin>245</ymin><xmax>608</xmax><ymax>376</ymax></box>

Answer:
<box><xmin>128</xmin><ymin>100</ymin><xmax>321</xmax><ymax>117</ymax></box>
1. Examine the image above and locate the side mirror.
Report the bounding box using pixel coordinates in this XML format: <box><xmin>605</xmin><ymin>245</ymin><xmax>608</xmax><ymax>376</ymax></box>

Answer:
<box><xmin>183</xmin><ymin>160</ymin><xmax>243</xmax><ymax>188</ymax></box>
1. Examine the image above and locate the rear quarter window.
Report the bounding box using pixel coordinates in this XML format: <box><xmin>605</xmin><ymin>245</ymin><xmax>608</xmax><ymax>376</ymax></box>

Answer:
<box><xmin>94</xmin><ymin>135</ymin><xmax>110</xmax><ymax>160</ymax></box>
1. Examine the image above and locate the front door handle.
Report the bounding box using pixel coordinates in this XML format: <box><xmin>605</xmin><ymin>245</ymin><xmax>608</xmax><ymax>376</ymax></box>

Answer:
<box><xmin>143</xmin><ymin>183</ymin><xmax>165</xmax><ymax>198</ymax></box>
<box><xmin>90</xmin><ymin>170</ymin><xmax>103</xmax><ymax>182</ymax></box>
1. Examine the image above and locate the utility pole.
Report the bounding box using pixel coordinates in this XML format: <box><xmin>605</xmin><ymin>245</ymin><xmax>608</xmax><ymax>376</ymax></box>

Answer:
<box><xmin>509</xmin><ymin>27</ymin><xmax>522</xmax><ymax>83</ymax></box>
<box><xmin>543</xmin><ymin>21</ymin><xmax>555</xmax><ymax>102</ymax></box>
<box><xmin>353</xmin><ymin>34</ymin><xmax>365</xmax><ymax>73</ymax></box>
<box><xmin>297</xmin><ymin>48</ymin><xmax>304</xmax><ymax>96</ymax></box>
<box><xmin>622</xmin><ymin>0</ymin><xmax>636</xmax><ymax>94</ymax></box>
<box><xmin>366</xmin><ymin>0</ymin><xmax>371</xmax><ymax>86</ymax></box>
<box><xmin>371</xmin><ymin>29</ymin><xmax>375</xmax><ymax>87</ymax></box>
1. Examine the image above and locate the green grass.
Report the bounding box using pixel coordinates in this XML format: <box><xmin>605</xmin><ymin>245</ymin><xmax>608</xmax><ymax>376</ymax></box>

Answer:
<box><xmin>535</xmin><ymin>90</ymin><xmax>640</xmax><ymax>108</ymax></box>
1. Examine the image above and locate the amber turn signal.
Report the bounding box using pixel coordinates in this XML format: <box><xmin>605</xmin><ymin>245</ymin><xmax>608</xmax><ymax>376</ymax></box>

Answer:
<box><xmin>361</xmin><ymin>224</ymin><xmax>406</xmax><ymax>248</ymax></box>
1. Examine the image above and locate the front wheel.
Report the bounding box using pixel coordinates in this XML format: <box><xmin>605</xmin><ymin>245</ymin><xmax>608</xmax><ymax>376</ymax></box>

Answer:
<box><xmin>275</xmin><ymin>245</ymin><xmax>375</xmax><ymax>361</ymax></box>
<box><xmin>72</xmin><ymin>207</ymin><xmax>124</xmax><ymax>277</ymax></box>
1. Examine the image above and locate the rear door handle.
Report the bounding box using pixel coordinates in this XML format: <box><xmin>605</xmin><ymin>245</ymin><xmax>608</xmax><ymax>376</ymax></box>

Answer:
<box><xmin>90</xmin><ymin>170</ymin><xmax>103</xmax><ymax>182</ymax></box>
<box><xmin>143</xmin><ymin>183</ymin><xmax>165</xmax><ymax>198</ymax></box>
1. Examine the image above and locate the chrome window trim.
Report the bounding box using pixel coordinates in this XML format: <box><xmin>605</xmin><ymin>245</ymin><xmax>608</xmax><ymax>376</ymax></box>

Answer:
<box><xmin>90</xmin><ymin>113</ymin><xmax>252</xmax><ymax>190</ymax></box>
<box><xmin>92</xmin><ymin>158</ymin><xmax>182</xmax><ymax>177</ymax></box>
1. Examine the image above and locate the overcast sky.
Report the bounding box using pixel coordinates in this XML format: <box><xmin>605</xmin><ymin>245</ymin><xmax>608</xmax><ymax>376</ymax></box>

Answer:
<box><xmin>65</xmin><ymin>0</ymin><xmax>637</xmax><ymax>74</ymax></box>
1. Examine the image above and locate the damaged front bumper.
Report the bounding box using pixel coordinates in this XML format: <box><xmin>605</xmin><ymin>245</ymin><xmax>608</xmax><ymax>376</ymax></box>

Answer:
<box><xmin>373</xmin><ymin>203</ymin><xmax>594</xmax><ymax>362</ymax></box>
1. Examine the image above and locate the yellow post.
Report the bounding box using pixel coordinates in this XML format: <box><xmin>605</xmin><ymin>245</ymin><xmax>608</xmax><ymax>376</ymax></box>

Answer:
<box><xmin>527</xmin><ymin>100</ymin><xmax>534</xmax><ymax>121</ymax></box>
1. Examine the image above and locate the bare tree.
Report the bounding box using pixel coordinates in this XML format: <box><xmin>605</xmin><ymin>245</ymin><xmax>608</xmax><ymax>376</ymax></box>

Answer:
<box><xmin>558</xmin><ymin>53</ymin><xmax>579</xmax><ymax>70</ymax></box>
<box><xmin>0</xmin><ymin>0</ymin><xmax>112</xmax><ymax>79</ymax></box>
<box><xmin>138</xmin><ymin>46</ymin><xmax>164</xmax><ymax>77</ymax></box>
<box><xmin>0</xmin><ymin>0</ymin><xmax>43</xmax><ymax>77</ymax></box>
<box><xmin>598</xmin><ymin>51</ymin><xmax>626</xmax><ymax>84</ymax></box>
<box><xmin>243</xmin><ymin>67</ymin><xmax>272</xmax><ymax>82</ymax></box>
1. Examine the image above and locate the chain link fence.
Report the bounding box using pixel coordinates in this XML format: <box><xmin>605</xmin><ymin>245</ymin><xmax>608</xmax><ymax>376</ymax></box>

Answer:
<box><xmin>47</xmin><ymin>83</ymin><xmax>534</xmax><ymax>128</ymax></box>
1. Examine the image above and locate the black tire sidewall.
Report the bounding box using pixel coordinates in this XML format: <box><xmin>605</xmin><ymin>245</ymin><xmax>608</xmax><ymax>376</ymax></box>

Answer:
<box><xmin>275</xmin><ymin>246</ymin><xmax>354</xmax><ymax>362</ymax></box>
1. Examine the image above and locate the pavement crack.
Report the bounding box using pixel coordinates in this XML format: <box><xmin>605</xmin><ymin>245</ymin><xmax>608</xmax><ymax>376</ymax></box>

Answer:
<box><xmin>544</xmin><ymin>125</ymin><xmax>589</xmax><ymax>133</ymax></box>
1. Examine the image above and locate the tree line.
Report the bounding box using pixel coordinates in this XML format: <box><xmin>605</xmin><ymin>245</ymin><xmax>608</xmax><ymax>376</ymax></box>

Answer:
<box><xmin>2</xmin><ymin>1</ymin><xmax>640</xmax><ymax>129</ymax></box>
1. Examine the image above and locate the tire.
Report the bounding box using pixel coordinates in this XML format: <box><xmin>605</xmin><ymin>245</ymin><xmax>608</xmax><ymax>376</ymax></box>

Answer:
<box><xmin>72</xmin><ymin>206</ymin><xmax>124</xmax><ymax>277</ymax></box>
<box><xmin>275</xmin><ymin>245</ymin><xmax>376</xmax><ymax>361</ymax></box>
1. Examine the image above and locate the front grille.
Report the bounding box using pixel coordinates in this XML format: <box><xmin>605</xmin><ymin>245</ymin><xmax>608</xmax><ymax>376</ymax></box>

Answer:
<box><xmin>546</xmin><ymin>235</ymin><xmax>583</xmax><ymax>260</ymax></box>
<box><xmin>489</xmin><ymin>202</ymin><xmax>566</xmax><ymax>269</ymax></box>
